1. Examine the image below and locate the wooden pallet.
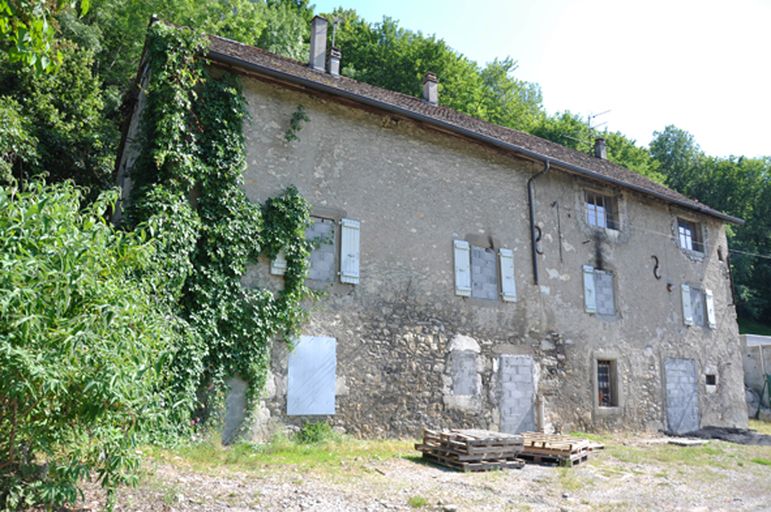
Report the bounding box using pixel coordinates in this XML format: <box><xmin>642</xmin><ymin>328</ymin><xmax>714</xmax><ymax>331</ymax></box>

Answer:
<box><xmin>519</xmin><ymin>432</ymin><xmax>600</xmax><ymax>466</ymax></box>
<box><xmin>415</xmin><ymin>428</ymin><xmax>524</xmax><ymax>472</ymax></box>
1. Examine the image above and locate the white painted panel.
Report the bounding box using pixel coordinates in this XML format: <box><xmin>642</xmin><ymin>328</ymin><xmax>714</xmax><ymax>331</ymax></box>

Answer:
<box><xmin>705</xmin><ymin>289</ymin><xmax>716</xmax><ymax>329</ymax></box>
<box><xmin>681</xmin><ymin>284</ymin><xmax>693</xmax><ymax>326</ymax></box>
<box><xmin>270</xmin><ymin>250</ymin><xmax>287</xmax><ymax>275</ymax></box>
<box><xmin>499</xmin><ymin>248</ymin><xmax>517</xmax><ymax>302</ymax></box>
<box><xmin>453</xmin><ymin>240</ymin><xmax>471</xmax><ymax>296</ymax></box>
<box><xmin>583</xmin><ymin>265</ymin><xmax>596</xmax><ymax>313</ymax></box>
<box><xmin>339</xmin><ymin>218</ymin><xmax>360</xmax><ymax>284</ymax></box>
<box><xmin>287</xmin><ymin>335</ymin><xmax>336</xmax><ymax>416</ymax></box>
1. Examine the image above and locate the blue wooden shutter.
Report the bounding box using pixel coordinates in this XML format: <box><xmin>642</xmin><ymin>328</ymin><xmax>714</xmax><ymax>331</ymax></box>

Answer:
<box><xmin>583</xmin><ymin>265</ymin><xmax>596</xmax><ymax>313</ymax></box>
<box><xmin>339</xmin><ymin>218</ymin><xmax>360</xmax><ymax>284</ymax></box>
<box><xmin>453</xmin><ymin>240</ymin><xmax>471</xmax><ymax>296</ymax></box>
<box><xmin>681</xmin><ymin>284</ymin><xmax>694</xmax><ymax>326</ymax></box>
<box><xmin>705</xmin><ymin>289</ymin><xmax>716</xmax><ymax>329</ymax></box>
<box><xmin>499</xmin><ymin>248</ymin><xmax>517</xmax><ymax>302</ymax></box>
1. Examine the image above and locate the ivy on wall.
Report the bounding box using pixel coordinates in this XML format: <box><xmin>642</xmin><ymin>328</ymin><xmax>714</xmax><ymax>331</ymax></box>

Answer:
<box><xmin>126</xmin><ymin>22</ymin><xmax>313</xmax><ymax>428</ymax></box>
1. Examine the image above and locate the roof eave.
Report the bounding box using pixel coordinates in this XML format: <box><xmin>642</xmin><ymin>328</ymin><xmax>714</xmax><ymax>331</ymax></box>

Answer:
<box><xmin>206</xmin><ymin>49</ymin><xmax>744</xmax><ymax>226</ymax></box>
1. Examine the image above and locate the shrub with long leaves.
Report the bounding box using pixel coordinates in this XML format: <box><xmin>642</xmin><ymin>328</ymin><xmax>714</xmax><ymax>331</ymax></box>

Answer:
<box><xmin>0</xmin><ymin>182</ymin><xmax>186</xmax><ymax>509</ymax></box>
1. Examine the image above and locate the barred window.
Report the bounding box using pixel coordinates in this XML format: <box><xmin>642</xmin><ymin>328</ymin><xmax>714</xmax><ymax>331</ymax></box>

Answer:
<box><xmin>597</xmin><ymin>360</ymin><xmax>618</xmax><ymax>407</ymax></box>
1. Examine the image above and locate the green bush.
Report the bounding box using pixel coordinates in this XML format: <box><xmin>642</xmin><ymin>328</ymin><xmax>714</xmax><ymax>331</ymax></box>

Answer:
<box><xmin>0</xmin><ymin>182</ymin><xmax>184</xmax><ymax>510</ymax></box>
<box><xmin>295</xmin><ymin>421</ymin><xmax>339</xmax><ymax>444</ymax></box>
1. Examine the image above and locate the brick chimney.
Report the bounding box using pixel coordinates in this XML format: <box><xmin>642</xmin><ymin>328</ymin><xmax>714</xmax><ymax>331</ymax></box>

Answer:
<box><xmin>594</xmin><ymin>138</ymin><xmax>607</xmax><ymax>159</ymax></box>
<box><xmin>309</xmin><ymin>16</ymin><xmax>328</xmax><ymax>72</ymax></box>
<box><xmin>422</xmin><ymin>72</ymin><xmax>438</xmax><ymax>105</ymax></box>
<box><xmin>328</xmin><ymin>47</ymin><xmax>341</xmax><ymax>77</ymax></box>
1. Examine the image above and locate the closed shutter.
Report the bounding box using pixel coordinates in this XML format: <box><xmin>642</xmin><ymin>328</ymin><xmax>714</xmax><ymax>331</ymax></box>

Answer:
<box><xmin>583</xmin><ymin>265</ymin><xmax>597</xmax><ymax>313</ymax></box>
<box><xmin>453</xmin><ymin>240</ymin><xmax>471</xmax><ymax>296</ymax></box>
<box><xmin>499</xmin><ymin>248</ymin><xmax>517</xmax><ymax>302</ymax></box>
<box><xmin>705</xmin><ymin>289</ymin><xmax>716</xmax><ymax>329</ymax></box>
<box><xmin>339</xmin><ymin>218</ymin><xmax>360</xmax><ymax>284</ymax></box>
<box><xmin>270</xmin><ymin>250</ymin><xmax>287</xmax><ymax>275</ymax></box>
<box><xmin>681</xmin><ymin>284</ymin><xmax>694</xmax><ymax>326</ymax></box>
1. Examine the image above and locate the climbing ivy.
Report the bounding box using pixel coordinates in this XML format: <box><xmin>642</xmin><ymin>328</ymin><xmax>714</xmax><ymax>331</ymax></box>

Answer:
<box><xmin>284</xmin><ymin>104</ymin><xmax>310</xmax><ymax>142</ymax></box>
<box><xmin>126</xmin><ymin>23</ymin><xmax>313</xmax><ymax>430</ymax></box>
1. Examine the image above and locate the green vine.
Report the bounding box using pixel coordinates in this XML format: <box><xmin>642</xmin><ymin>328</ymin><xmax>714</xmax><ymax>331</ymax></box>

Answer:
<box><xmin>126</xmin><ymin>23</ymin><xmax>313</xmax><ymax>433</ymax></box>
<box><xmin>284</xmin><ymin>104</ymin><xmax>310</xmax><ymax>142</ymax></box>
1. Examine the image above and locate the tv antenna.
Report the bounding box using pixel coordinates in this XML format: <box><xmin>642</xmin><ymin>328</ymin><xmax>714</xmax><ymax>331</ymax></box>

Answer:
<box><xmin>331</xmin><ymin>17</ymin><xmax>341</xmax><ymax>48</ymax></box>
<box><xmin>588</xmin><ymin>109</ymin><xmax>611</xmax><ymax>131</ymax></box>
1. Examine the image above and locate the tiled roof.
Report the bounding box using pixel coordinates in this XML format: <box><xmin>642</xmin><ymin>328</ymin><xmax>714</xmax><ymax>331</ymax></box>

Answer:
<box><xmin>207</xmin><ymin>35</ymin><xmax>742</xmax><ymax>225</ymax></box>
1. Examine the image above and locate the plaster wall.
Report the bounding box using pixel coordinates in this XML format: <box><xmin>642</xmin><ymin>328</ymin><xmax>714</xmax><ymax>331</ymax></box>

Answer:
<box><xmin>230</xmin><ymin>72</ymin><xmax>746</xmax><ymax>437</ymax></box>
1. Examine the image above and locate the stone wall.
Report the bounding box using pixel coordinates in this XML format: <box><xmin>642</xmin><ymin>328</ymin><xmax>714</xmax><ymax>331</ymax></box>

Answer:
<box><xmin>226</xmin><ymin>69</ymin><xmax>747</xmax><ymax>438</ymax></box>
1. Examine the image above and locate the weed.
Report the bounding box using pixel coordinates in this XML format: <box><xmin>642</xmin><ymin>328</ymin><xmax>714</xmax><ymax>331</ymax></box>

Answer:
<box><xmin>296</xmin><ymin>421</ymin><xmax>340</xmax><ymax>444</ymax></box>
<box><xmin>751</xmin><ymin>457</ymin><xmax>771</xmax><ymax>466</ymax></box>
<box><xmin>407</xmin><ymin>495</ymin><xmax>428</xmax><ymax>508</ymax></box>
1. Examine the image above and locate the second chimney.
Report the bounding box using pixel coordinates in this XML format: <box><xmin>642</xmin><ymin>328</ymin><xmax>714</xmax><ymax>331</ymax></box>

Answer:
<box><xmin>309</xmin><ymin>16</ymin><xmax>328</xmax><ymax>72</ymax></box>
<box><xmin>328</xmin><ymin>47</ymin><xmax>341</xmax><ymax>76</ymax></box>
<box><xmin>422</xmin><ymin>72</ymin><xmax>438</xmax><ymax>105</ymax></box>
<box><xmin>594</xmin><ymin>137</ymin><xmax>607</xmax><ymax>159</ymax></box>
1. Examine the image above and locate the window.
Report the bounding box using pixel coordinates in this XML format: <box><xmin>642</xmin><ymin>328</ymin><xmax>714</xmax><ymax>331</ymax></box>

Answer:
<box><xmin>306</xmin><ymin>217</ymin><xmax>336</xmax><ymax>282</ymax></box>
<box><xmin>471</xmin><ymin>245</ymin><xmax>498</xmax><ymax>300</ymax></box>
<box><xmin>586</xmin><ymin>192</ymin><xmax>618</xmax><ymax>230</ymax></box>
<box><xmin>677</xmin><ymin>218</ymin><xmax>704</xmax><ymax>253</ymax></box>
<box><xmin>271</xmin><ymin>216</ymin><xmax>360</xmax><ymax>285</ymax></box>
<box><xmin>453</xmin><ymin>241</ymin><xmax>517</xmax><ymax>302</ymax></box>
<box><xmin>681</xmin><ymin>284</ymin><xmax>716</xmax><ymax>328</ymax></box>
<box><xmin>682</xmin><ymin>284</ymin><xmax>717</xmax><ymax>329</ymax></box>
<box><xmin>582</xmin><ymin>265</ymin><xmax>616</xmax><ymax>315</ymax></box>
<box><xmin>597</xmin><ymin>360</ymin><xmax>618</xmax><ymax>407</ymax></box>
<box><xmin>705</xmin><ymin>374</ymin><xmax>717</xmax><ymax>386</ymax></box>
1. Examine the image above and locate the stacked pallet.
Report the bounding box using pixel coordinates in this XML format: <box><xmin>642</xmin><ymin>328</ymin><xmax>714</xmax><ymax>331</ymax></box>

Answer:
<box><xmin>415</xmin><ymin>428</ymin><xmax>525</xmax><ymax>472</ymax></box>
<box><xmin>519</xmin><ymin>432</ymin><xmax>603</xmax><ymax>466</ymax></box>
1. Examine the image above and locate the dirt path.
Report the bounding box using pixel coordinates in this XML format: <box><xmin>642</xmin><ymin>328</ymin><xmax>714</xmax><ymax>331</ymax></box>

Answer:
<box><xmin>75</xmin><ymin>435</ymin><xmax>771</xmax><ymax>512</ymax></box>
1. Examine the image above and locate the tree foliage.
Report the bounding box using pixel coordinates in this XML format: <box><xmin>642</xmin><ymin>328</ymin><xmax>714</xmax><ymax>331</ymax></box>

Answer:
<box><xmin>0</xmin><ymin>182</ymin><xmax>184</xmax><ymax>509</ymax></box>
<box><xmin>0</xmin><ymin>0</ymin><xmax>89</xmax><ymax>72</ymax></box>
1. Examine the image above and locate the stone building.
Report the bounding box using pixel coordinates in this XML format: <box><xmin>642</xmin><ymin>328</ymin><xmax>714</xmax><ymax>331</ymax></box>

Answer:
<box><xmin>117</xmin><ymin>17</ymin><xmax>748</xmax><ymax>438</ymax></box>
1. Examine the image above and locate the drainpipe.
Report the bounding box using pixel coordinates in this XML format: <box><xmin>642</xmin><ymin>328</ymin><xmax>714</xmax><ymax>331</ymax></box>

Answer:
<box><xmin>528</xmin><ymin>160</ymin><xmax>550</xmax><ymax>285</ymax></box>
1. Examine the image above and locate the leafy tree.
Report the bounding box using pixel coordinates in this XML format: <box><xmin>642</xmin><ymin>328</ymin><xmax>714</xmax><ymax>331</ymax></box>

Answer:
<box><xmin>649</xmin><ymin>125</ymin><xmax>702</xmax><ymax>192</ymax></box>
<box><xmin>0</xmin><ymin>0</ymin><xmax>89</xmax><ymax>72</ymax></box>
<box><xmin>0</xmin><ymin>97</ymin><xmax>38</xmax><ymax>184</ymax></box>
<box><xmin>0</xmin><ymin>182</ymin><xmax>186</xmax><ymax>510</ymax></box>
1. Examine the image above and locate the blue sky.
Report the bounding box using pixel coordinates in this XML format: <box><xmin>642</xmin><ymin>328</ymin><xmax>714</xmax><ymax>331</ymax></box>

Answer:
<box><xmin>312</xmin><ymin>0</ymin><xmax>770</xmax><ymax>158</ymax></box>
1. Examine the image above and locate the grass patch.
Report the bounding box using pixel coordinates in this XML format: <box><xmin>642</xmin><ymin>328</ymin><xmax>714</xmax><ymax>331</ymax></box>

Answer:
<box><xmin>148</xmin><ymin>433</ymin><xmax>415</xmax><ymax>475</ymax></box>
<box><xmin>407</xmin><ymin>495</ymin><xmax>428</xmax><ymax>508</ymax></box>
<box><xmin>749</xmin><ymin>419</ymin><xmax>771</xmax><ymax>436</ymax></box>
<box><xmin>568</xmin><ymin>431</ymin><xmax>612</xmax><ymax>444</ymax></box>
<box><xmin>557</xmin><ymin>466</ymin><xmax>585</xmax><ymax>491</ymax></box>
<box><xmin>751</xmin><ymin>457</ymin><xmax>771</xmax><ymax>466</ymax></box>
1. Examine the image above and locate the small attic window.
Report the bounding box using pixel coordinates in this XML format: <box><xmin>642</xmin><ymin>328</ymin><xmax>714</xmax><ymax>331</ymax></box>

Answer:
<box><xmin>585</xmin><ymin>191</ymin><xmax>618</xmax><ymax>230</ymax></box>
<box><xmin>677</xmin><ymin>218</ymin><xmax>704</xmax><ymax>253</ymax></box>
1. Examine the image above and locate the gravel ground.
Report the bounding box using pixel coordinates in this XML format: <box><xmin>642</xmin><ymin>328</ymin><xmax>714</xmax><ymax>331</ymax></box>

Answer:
<box><xmin>74</xmin><ymin>433</ymin><xmax>771</xmax><ymax>512</ymax></box>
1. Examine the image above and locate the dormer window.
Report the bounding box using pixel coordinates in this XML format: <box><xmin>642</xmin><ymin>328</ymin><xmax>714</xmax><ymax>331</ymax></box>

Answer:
<box><xmin>585</xmin><ymin>191</ymin><xmax>618</xmax><ymax>230</ymax></box>
<box><xmin>677</xmin><ymin>218</ymin><xmax>704</xmax><ymax>253</ymax></box>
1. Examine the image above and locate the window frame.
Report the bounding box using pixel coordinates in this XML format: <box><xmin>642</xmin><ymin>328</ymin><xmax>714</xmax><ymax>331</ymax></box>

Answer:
<box><xmin>305</xmin><ymin>215</ymin><xmax>338</xmax><ymax>283</ymax></box>
<box><xmin>596</xmin><ymin>359</ymin><xmax>618</xmax><ymax>407</ymax></box>
<box><xmin>583</xmin><ymin>265</ymin><xmax>617</xmax><ymax>316</ymax></box>
<box><xmin>585</xmin><ymin>191</ymin><xmax>619</xmax><ymax>230</ymax></box>
<box><xmin>677</xmin><ymin>217</ymin><xmax>705</xmax><ymax>254</ymax></box>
